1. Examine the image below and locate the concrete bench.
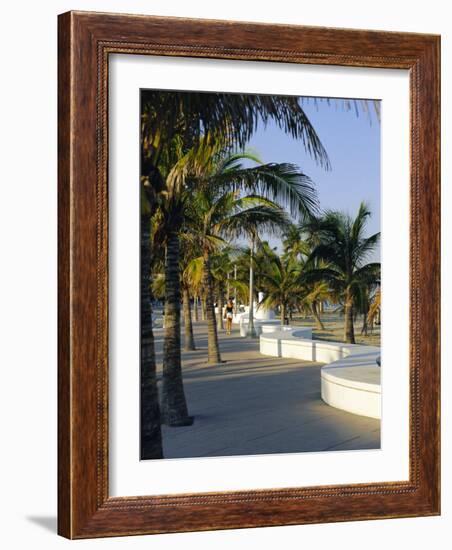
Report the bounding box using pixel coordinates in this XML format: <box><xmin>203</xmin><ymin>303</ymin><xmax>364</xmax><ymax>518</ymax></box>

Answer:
<box><xmin>238</xmin><ymin>318</ymin><xmax>287</xmax><ymax>337</ymax></box>
<box><xmin>260</xmin><ymin>328</ymin><xmax>380</xmax><ymax>419</ymax></box>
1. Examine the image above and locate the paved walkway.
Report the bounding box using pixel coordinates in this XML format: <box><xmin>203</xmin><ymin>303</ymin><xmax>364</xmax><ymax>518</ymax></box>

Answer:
<box><xmin>154</xmin><ymin>322</ymin><xmax>380</xmax><ymax>458</ymax></box>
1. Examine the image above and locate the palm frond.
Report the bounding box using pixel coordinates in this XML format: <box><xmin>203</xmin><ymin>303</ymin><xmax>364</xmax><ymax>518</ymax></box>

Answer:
<box><xmin>219</xmin><ymin>205</ymin><xmax>290</xmax><ymax>240</ymax></box>
<box><xmin>141</xmin><ymin>91</ymin><xmax>330</xmax><ymax>168</ymax></box>
<box><xmin>210</xmin><ymin>162</ymin><xmax>319</xmax><ymax>220</ymax></box>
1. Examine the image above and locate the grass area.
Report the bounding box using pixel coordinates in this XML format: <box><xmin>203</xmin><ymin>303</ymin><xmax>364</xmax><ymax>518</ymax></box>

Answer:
<box><xmin>291</xmin><ymin>311</ymin><xmax>380</xmax><ymax>347</ymax></box>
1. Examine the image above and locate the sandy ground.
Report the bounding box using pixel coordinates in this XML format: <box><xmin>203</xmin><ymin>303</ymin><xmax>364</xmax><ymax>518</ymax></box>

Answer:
<box><xmin>291</xmin><ymin>311</ymin><xmax>381</xmax><ymax>347</ymax></box>
<box><xmin>152</xmin><ymin>321</ymin><xmax>380</xmax><ymax>459</ymax></box>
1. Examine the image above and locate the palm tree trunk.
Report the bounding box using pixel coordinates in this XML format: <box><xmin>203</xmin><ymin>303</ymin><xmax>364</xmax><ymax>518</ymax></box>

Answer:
<box><xmin>361</xmin><ymin>310</ymin><xmax>369</xmax><ymax>335</ymax></box>
<box><xmin>182</xmin><ymin>286</ymin><xmax>196</xmax><ymax>351</ymax></box>
<box><xmin>161</xmin><ymin>232</ymin><xmax>193</xmax><ymax>426</ymax></box>
<box><xmin>344</xmin><ymin>290</ymin><xmax>355</xmax><ymax>344</ymax></box>
<box><xmin>280</xmin><ymin>302</ymin><xmax>286</xmax><ymax>326</ymax></box>
<box><xmin>193</xmin><ymin>294</ymin><xmax>199</xmax><ymax>322</ymax></box>
<box><xmin>201</xmin><ymin>293</ymin><xmax>206</xmax><ymax>321</ymax></box>
<box><xmin>311</xmin><ymin>301</ymin><xmax>325</xmax><ymax>330</ymax></box>
<box><xmin>217</xmin><ymin>282</ymin><xmax>224</xmax><ymax>331</ymax></box>
<box><xmin>140</xmin><ymin>213</ymin><xmax>163</xmax><ymax>459</ymax></box>
<box><xmin>203</xmin><ymin>250</ymin><xmax>222</xmax><ymax>364</ymax></box>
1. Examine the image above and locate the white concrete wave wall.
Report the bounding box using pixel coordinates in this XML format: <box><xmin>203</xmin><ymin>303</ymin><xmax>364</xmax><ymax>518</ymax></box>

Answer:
<box><xmin>260</xmin><ymin>328</ymin><xmax>381</xmax><ymax>419</ymax></box>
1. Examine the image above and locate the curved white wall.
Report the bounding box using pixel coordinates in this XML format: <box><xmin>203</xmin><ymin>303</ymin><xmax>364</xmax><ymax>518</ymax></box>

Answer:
<box><xmin>239</xmin><ymin>319</ymin><xmax>297</xmax><ymax>337</ymax></box>
<box><xmin>260</xmin><ymin>329</ymin><xmax>381</xmax><ymax>419</ymax></box>
<box><xmin>321</xmin><ymin>365</ymin><xmax>380</xmax><ymax>419</ymax></box>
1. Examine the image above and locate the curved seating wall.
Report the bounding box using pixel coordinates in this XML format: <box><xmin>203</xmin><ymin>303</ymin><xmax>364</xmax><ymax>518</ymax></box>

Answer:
<box><xmin>260</xmin><ymin>328</ymin><xmax>381</xmax><ymax>419</ymax></box>
<box><xmin>238</xmin><ymin>319</ymin><xmax>294</xmax><ymax>337</ymax></box>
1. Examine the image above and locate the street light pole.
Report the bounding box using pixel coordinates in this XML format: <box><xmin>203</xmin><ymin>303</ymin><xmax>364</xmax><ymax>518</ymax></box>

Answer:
<box><xmin>247</xmin><ymin>236</ymin><xmax>257</xmax><ymax>338</ymax></box>
<box><xmin>234</xmin><ymin>264</ymin><xmax>237</xmax><ymax>309</ymax></box>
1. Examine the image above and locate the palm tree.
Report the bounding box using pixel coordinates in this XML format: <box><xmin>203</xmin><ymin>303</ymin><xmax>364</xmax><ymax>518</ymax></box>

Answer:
<box><xmin>367</xmin><ymin>288</ymin><xmax>381</xmax><ymax>332</ymax></box>
<box><xmin>191</xmin><ymin>148</ymin><xmax>320</xmax><ymax>355</ymax></box>
<box><xmin>141</xmin><ymin>91</ymin><xmax>330</xmax><ymax>178</ymax></box>
<box><xmin>210</xmin><ymin>249</ymin><xmax>236</xmax><ymax>331</ymax></box>
<box><xmin>305</xmin><ymin>202</ymin><xmax>380</xmax><ymax>344</ymax></box>
<box><xmin>355</xmin><ymin>283</ymin><xmax>373</xmax><ymax>336</ymax></box>
<box><xmin>259</xmin><ymin>249</ymin><xmax>305</xmax><ymax>325</ymax></box>
<box><xmin>140</xmin><ymin>207</ymin><xmax>163</xmax><ymax>459</ymax></box>
<box><xmin>186</xmin><ymin>256</ymin><xmax>204</xmax><ymax>324</ymax></box>
<box><xmin>160</xmin><ymin>222</ymin><xmax>194</xmax><ymax>426</ymax></box>
<box><xmin>140</xmin><ymin>92</ymin><xmax>328</xmax><ymax>428</ymax></box>
<box><xmin>181</xmin><ymin>282</ymin><xmax>196</xmax><ymax>351</ymax></box>
<box><xmin>303</xmin><ymin>281</ymin><xmax>334</xmax><ymax>330</ymax></box>
<box><xmin>181</xmin><ymin>253</ymin><xmax>204</xmax><ymax>351</ymax></box>
<box><xmin>211</xmin><ymin>153</ymin><xmax>320</xmax><ymax>338</ymax></box>
<box><xmin>281</xmin><ymin>226</ymin><xmax>335</xmax><ymax>329</ymax></box>
<box><xmin>282</xmin><ymin>223</ymin><xmax>311</xmax><ymax>259</ymax></box>
<box><xmin>187</xmin><ymin>184</ymin><xmax>295</xmax><ymax>362</ymax></box>
<box><xmin>149</xmin><ymin>137</ymin><xmax>226</xmax><ymax>425</ymax></box>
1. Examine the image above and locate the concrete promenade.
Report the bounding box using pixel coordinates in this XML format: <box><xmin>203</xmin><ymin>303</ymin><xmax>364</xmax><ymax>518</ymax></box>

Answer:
<box><xmin>154</xmin><ymin>322</ymin><xmax>380</xmax><ymax>459</ymax></box>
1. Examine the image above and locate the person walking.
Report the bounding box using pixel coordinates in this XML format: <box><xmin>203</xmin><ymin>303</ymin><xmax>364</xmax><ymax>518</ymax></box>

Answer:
<box><xmin>224</xmin><ymin>299</ymin><xmax>234</xmax><ymax>335</ymax></box>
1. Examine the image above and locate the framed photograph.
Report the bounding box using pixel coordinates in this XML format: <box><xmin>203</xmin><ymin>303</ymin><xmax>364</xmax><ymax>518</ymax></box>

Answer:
<box><xmin>58</xmin><ymin>11</ymin><xmax>440</xmax><ymax>538</ymax></box>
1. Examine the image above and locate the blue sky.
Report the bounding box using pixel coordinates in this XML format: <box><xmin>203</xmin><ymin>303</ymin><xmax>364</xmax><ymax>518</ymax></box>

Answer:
<box><xmin>246</xmin><ymin>97</ymin><xmax>381</xmax><ymax>261</ymax></box>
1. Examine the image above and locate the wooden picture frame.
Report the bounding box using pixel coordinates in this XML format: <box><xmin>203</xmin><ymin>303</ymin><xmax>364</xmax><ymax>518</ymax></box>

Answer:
<box><xmin>58</xmin><ymin>10</ymin><xmax>440</xmax><ymax>539</ymax></box>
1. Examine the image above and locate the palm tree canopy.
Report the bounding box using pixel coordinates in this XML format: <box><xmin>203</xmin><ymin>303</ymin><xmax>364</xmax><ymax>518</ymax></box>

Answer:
<box><xmin>210</xmin><ymin>161</ymin><xmax>319</xmax><ymax>220</ymax></box>
<box><xmin>304</xmin><ymin>202</ymin><xmax>380</xmax><ymax>283</ymax></box>
<box><xmin>196</xmin><ymin>150</ymin><xmax>319</xmax><ymax>220</ymax></box>
<box><xmin>257</xmin><ymin>247</ymin><xmax>305</xmax><ymax>312</ymax></box>
<box><xmin>186</xmin><ymin>186</ymin><xmax>291</xmax><ymax>253</ymax></box>
<box><xmin>141</xmin><ymin>91</ymin><xmax>330</xmax><ymax>169</ymax></box>
<box><xmin>282</xmin><ymin>223</ymin><xmax>312</xmax><ymax>260</ymax></box>
<box><xmin>149</xmin><ymin>146</ymin><xmax>319</xmax><ymax>251</ymax></box>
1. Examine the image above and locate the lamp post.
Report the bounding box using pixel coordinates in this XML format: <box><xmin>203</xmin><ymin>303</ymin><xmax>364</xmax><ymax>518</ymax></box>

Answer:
<box><xmin>247</xmin><ymin>236</ymin><xmax>257</xmax><ymax>338</ymax></box>
<box><xmin>234</xmin><ymin>264</ymin><xmax>237</xmax><ymax>310</ymax></box>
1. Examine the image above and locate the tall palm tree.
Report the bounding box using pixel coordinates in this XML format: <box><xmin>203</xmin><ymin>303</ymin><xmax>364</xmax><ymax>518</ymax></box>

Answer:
<box><xmin>356</xmin><ymin>283</ymin><xmax>372</xmax><ymax>335</ymax></box>
<box><xmin>210</xmin><ymin>249</ymin><xmax>235</xmax><ymax>331</ymax></box>
<box><xmin>282</xmin><ymin>226</ymin><xmax>317</xmax><ymax>327</ymax></box>
<box><xmin>207</xmin><ymin>152</ymin><xmax>320</xmax><ymax>338</ymax></box>
<box><xmin>282</xmin><ymin>223</ymin><xmax>311</xmax><ymax>259</ymax></box>
<box><xmin>141</xmin><ymin>91</ymin><xmax>330</xmax><ymax>177</ymax></box>
<box><xmin>181</xmin><ymin>253</ymin><xmax>204</xmax><ymax>351</ymax></box>
<box><xmin>184</xmin><ymin>255</ymin><xmax>204</xmax><ymax>324</ymax></box>
<box><xmin>150</xmin><ymin>258</ymin><xmax>201</xmax><ymax>349</ymax></box>
<box><xmin>281</xmin><ymin>226</ymin><xmax>335</xmax><ymax>329</ymax></box>
<box><xmin>302</xmin><ymin>281</ymin><xmax>334</xmax><ymax>330</ymax></box>
<box><xmin>258</xmin><ymin>249</ymin><xmax>305</xmax><ymax>325</ymax></box>
<box><xmin>367</xmin><ymin>288</ymin><xmax>381</xmax><ymax>332</ymax></box>
<box><xmin>305</xmin><ymin>202</ymin><xmax>380</xmax><ymax>344</ymax></box>
<box><xmin>140</xmin><ymin>205</ymin><xmax>163</xmax><ymax>459</ymax></box>
<box><xmin>194</xmin><ymin>147</ymin><xmax>320</xmax><ymax>353</ymax></box>
<box><xmin>140</xmin><ymin>92</ymin><xmax>328</xmax><ymax>428</ymax></box>
<box><xmin>187</xmin><ymin>185</ymin><xmax>294</xmax><ymax>362</ymax></box>
<box><xmin>161</xmin><ymin>222</ymin><xmax>194</xmax><ymax>426</ymax></box>
<box><xmin>181</xmin><ymin>281</ymin><xmax>196</xmax><ymax>351</ymax></box>
<box><xmin>149</xmin><ymin>137</ymin><xmax>225</xmax><ymax>426</ymax></box>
